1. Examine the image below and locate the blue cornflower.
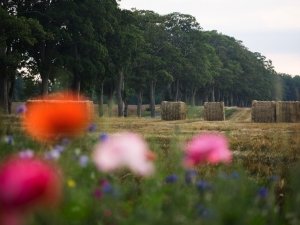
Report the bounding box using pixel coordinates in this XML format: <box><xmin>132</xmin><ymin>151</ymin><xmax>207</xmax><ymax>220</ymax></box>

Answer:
<box><xmin>99</xmin><ymin>180</ymin><xmax>113</xmax><ymax>194</ymax></box>
<box><xmin>258</xmin><ymin>187</ymin><xmax>268</xmax><ymax>199</ymax></box>
<box><xmin>197</xmin><ymin>204</ymin><xmax>213</xmax><ymax>219</ymax></box>
<box><xmin>79</xmin><ymin>155</ymin><xmax>89</xmax><ymax>167</ymax></box>
<box><xmin>102</xmin><ymin>183</ymin><xmax>113</xmax><ymax>194</ymax></box>
<box><xmin>165</xmin><ymin>174</ymin><xmax>178</xmax><ymax>184</ymax></box>
<box><xmin>44</xmin><ymin>148</ymin><xmax>61</xmax><ymax>160</ymax></box>
<box><xmin>230</xmin><ymin>171</ymin><xmax>240</xmax><ymax>179</ymax></box>
<box><xmin>185</xmin><ymin>169</ymin><xmax>197</xmax><ymax>184</ymax></box>
<box><xmin>99</xmin><ymin>133</ymin><xmax>108</xmax><ymax>142</ymax></box>
<box><xmin>16</xmin><ymin>104</ymin><xmax>26</xmax><ymax>114</ymax></box>
<box><xmin>196</xmin><ymin>180</ymin><xmax>212</xmax><ymax>192</ymax></box>
<box><xmin>4</xmin><ymin>135</ymin><xmax>14</xmax><ymax>145</ymax></box>
<box><xmin>61</xmin><ymin>138</ymin><xmax>70</xmax><ymax>146</ymax></box>
<box><xmin>88</xmin><ymin>124</ymin><xmax>97</xmax><ymax>132</ymax></box>
<box><xmin>53</xmin><ymin>145</ymin><xmax>65</xmax><ymax>153</ymax></box>
<box><xmin>269</xmin><ymin>175</ymin><xmax>279</xmax><ymax>183</ymax></box>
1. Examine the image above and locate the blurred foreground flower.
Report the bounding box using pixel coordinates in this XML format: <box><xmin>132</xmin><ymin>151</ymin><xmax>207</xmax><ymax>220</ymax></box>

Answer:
<box><xmin>185</xmin><ymin>169</ymin><xmax>197</xmax><ymax>184</ymax></box>
<box><xmin>19</xmin><ymin>149</ymin><xmax>34</xmax><ymax>159</ymax></box>
<box><xmin>16</xmin><ymin>104</ymin><xmax>26</xmax><ymax>114</ymax></box>
<box><xmin>93</xmin><ymin>132</ymin><xmax>155</xmax><ymax>177</ymax></box>
<box><xmin>0</xmin><ymin>157</ymin><xmax>61</xmax><ymax>225</ymax></box>
<box><xmin>4</xmin><ymin>135</ymin><xmax>14</xmax><ymax>145</ymax></box>
<box><xmin>184</xmin><ymin>133</ymin><xmax>232</xmax><ymax>167</ymax></box>
<box><xmin>22</xmin><ymin>91</ymin><xmax>93</xmax><ymax>142</ymax></box>
<box><xmin>165</xmin><ymin>174</ymin><xmax>178</xmax><ymax>184</ymax></box>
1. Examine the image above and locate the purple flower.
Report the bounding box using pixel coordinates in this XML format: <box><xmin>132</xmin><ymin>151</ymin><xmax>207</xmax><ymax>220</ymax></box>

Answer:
<box><xmin>53</xmin><ymin>145</ymin><xmax>65</xmax><ymax>153</ymax></box>
<box><xmin>4</xmin><ymin>135</ymin><xmax>14</xmax><ymax>145</ymax></box>
<box><xmin>93</xmin><ymin>188</ymin><xmax>103</xmax><ymax>199</ymax></box>
<box><xmin>196</xmin><ymin>180</ymin><xmax>212</xmax><ymax>192</ymax></box>
<box><xmin>92</xmin><ymin>180</ymin><xmax>114</xmax><ymax>199</ymax></box>
<box><xmin>99</xmin><ymin>133</ymin><xmax>108</xmax><ymax>142</ymax></box>
<box><xmin>165</xmin><ymin>174</ymin><xmax>178</xmax><ymax>184</ymax></box>
<box><xmin>87</xmin><ymin>124</ymin><xmax>97</xmax><ymax>132</ymax></box>
<box><xmin>16</xmin><ymin>104</ymin><xmax>26</xmax><ymax>114</ymax></box>
<box><xmin>44</xmin><ymin>149</ymin><xmax>61</xmax><ymax>160</ymax></box>
<box><xmin>61</xmin><ymin>138</ymin><xmax>70</xmax><ymax>146</ymax></box>
<box><xmin>102</xmin><ymin>182</ymin><xmax>113</xmax><ymax>194</ymax></box>
<box><xmin>269</xmin><ymin>175</ymin><xmax>279</xmax><ymax>183</ymax></box>
<box><xmin>230</xmin><ymin>171</ymin><xmax>240</xmax><ymax>179</ymax></box>
<box><xmin>258</xmin><ymin>187</ymin><xmax>268</xmax><ymax>199</ymax></box>
<box><xmin>19</xmin><ymin>149</ymin><xmax>34</xmax><ymax>159</ymax></box>
<box><xmin>197</xmin><ymin>204</ymin><xmax>213</xmax><ymax>219</ymax></box>
<box><xmin>79</xmin><ymin>155</ymin><xmax>89</xmax><ymax>167</ymax></box>
<box><xmin>185</xmin><ymin>169</ymin><xmax>197</xmax><ymax>184</ymax></box>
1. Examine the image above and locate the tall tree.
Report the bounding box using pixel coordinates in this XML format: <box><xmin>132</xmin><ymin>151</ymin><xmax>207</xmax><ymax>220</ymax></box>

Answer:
<box><xmin>0</xmin><ymin>6</ymin><xmax>43</xmax><ymax>113</ymax></box>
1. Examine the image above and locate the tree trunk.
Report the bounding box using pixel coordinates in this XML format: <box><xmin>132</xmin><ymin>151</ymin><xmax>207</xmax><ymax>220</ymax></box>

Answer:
<box><xmin>184</xmin><ymin>92</ymin><xmax>188</xmax><ymax>104</ymax></box>
<box><xmin>72</xmin><ymin>74</ymin><xmax>81</xmax><ymax>97</ymax></box>
<box><xmin>0</xmin><ymin>73</ymin><xmax>9</xmax><ymax>114</ymax></box>
<box><xmin>167</xmin><ymin>83</ymin><xmax>172</xmax><ymax>101</ymax></box>
<box><xmin>211</xmin><ymin>86</ymin><xmax>215</xmax><ymax>102</ymax></box>
<box><xmin>205</xmin><ymin>93</ymin><xmax>209</xmax><ymax>103</ymax></box>
<box><xmin>99</xmin><ymin>81</ymin><xmax>104</xmax><ymax>117</ymax></box>
<box><xmin>0</xmin><ymin>42</ymin><xmax>9</xmax><ymax>114</ymax></box>
<box><xmin>150</xmin><ymin>80</ymin><xmax>156</xmax><ymax>118</ymax></box>
<box><xmin>191</xmin><ymin>88</ymin><xmax>197</xmax><ymax>106</ymax></box>
<box><xmin>39</xmin><ymin>42</ymin><xmax>50</xmax><ymax>96</ymax></box>
<box><xmin>137</xmin><ymin>90</ymin><xmax>143</xmax><ymax>117</ymax></box>
<box><xmin>175</xmin><ymin>80</ymin><xmax>180</xmax><ymax>101</ymax></box>
<box><xmin>124</xmin><ymin>100</ymin><xmax>128</xmax><ymax>117</ymax></box>
<box><xmin>8</xmin><ymin>74</ymin><xmax>15</xmax><ymax>114</ymax></box>
<box><xmin>217</xmin><ymin>89</ymin><xmax>221</xmax><ymax>102</ymax></box>
<box><xmin>108</xmin><ymin>88</ymin><xmax>113</xmax><ymax>117</ymax></box>
<box><xmin>71</xmin><ymin>44</ymin><xmax>81</xmax><ymax>97</ymax></box>
<box><xmin>41</xmin><ymin>71</ymin><xmax>49</xmax><ymax>96</ymax></box>
<box><xmin>117</xmin><ymin>69</ymin><xmax>124</xmax><ymax>117</ymax></box>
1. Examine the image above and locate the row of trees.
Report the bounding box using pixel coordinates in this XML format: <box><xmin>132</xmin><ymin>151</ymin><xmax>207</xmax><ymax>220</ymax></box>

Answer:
<box><xmin>1</xmin><ymin>0</ymin><xmax>300</xmax><ymax>116</ymax></box>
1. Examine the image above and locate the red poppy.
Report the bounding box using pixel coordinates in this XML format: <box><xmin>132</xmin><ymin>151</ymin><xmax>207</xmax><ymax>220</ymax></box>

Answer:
<box><xmin>0</xmin><ymin>157</ymin><xmax>62</xmax><ymax>225</ymax></box>
<box><xmin>22</xmin><ymin>92</ymin><xmax>93</xmax><ymax>142</ymax></box>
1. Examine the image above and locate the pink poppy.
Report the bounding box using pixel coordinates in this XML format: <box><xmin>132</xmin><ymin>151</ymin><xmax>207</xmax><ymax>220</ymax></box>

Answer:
<box><xmin>184</xmin><ymin>133</ymin><xmax>232</xmax><ymax>167</ymax></box>
<box><xmin>92</xmin><ymin>132</ymin><xmax>155</xmax><ymax>176</ymax></box>
<box><xmin>0</xmin><ymin>157</ymin><xmax>62</xmax><ymax>225</ymax></box>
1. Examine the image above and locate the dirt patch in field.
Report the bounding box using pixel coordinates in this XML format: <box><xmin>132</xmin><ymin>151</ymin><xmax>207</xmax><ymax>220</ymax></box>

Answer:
<box><xmin>227</xmin><ymin>107</ymin><xmax>251</xmax><ymax>122</ymax></box>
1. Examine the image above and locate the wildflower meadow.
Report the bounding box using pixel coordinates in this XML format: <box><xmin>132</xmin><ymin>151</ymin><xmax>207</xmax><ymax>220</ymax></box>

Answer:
<box><xmin>1</xmin><ymin>92</ymin><xmax>300</xmax><ymax>225</ymax></box>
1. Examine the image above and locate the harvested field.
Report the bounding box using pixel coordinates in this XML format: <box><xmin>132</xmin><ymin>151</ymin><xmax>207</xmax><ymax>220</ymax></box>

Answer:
<box><xmin>2</xmin><ymin>107</ymin><xmax>299</xmax><ymax>178</ymax></box>
<box><xmin>227</xmin><ymin>107</ymin><xmax>251</xmax><ymax>122</ymax></box>
<box><xmin>97</xmin><ymin>116</ymin><xmax>300</xmax><ymax>177</ymax></box>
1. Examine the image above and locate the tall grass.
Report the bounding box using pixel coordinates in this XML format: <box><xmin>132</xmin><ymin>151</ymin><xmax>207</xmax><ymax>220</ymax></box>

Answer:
<box><xmin>1</xmin><ymin>116</ymin><xmax>300</xmax><ymax>224</ymax></box>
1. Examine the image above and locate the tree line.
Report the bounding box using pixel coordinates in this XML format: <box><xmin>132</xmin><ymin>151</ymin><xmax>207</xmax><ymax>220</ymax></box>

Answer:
<box><xmin>1</xmin><ymin>0</ymin><xmax>299</xmax><ymax>116</ymax></box>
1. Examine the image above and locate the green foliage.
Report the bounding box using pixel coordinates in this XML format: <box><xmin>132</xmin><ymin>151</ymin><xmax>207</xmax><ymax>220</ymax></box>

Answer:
<box><xmin>225</xmin><ymin>108</ymin><xmax>238</xmax><ymax>119</ymax></box>
<box><xmin>1</xmin><ymin>1</ymin><xmax>300</xmax><ymax>110</ymax></box>
<box><xmin>187</xmin><ymin>106</ymin><xmax>204</xmax><ymax>119</ymax></box>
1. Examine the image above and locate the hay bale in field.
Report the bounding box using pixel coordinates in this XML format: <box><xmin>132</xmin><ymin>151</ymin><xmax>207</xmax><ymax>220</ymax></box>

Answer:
<box><xmin>276</xmin><ymin>101</ymin><xmax>300</xmax><ymax>123</ymax></box>
<box><xmin>251</xmin><ymin>101</ymin><xmax>276</xmax><ymax>123</ymax></box>
<box><xmin>161</xmin><ymin>101</ymin><xmax>186</xmax><ymax>120</ymax></box>
<box><xmin>204</xmin><ymin>102</ymin><xmax>225</xmax><ymax>121</ymax></box>
<box><xmin>27</xmin><ymin>99</ymin><xmax>95</xmax><ymax>118</ymax></box>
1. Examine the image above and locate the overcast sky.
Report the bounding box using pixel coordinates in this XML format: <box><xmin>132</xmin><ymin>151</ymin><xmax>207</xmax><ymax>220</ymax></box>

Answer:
<box><xmin>119</xmin><ymin>0</ymin><xmax>300</xmax><ymax>76</ymax></box>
